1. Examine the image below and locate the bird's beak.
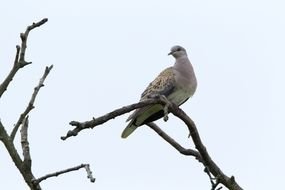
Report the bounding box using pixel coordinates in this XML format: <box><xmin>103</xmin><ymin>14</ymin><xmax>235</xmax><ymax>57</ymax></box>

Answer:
<box><xmin>168</xmin><ymin>51</ymin><xmax>173</xmax><ymax>56</ymax></box>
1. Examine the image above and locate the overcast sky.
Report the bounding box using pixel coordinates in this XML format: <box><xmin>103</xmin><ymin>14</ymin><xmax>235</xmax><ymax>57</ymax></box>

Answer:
<box><xmin>0</xmin><ymin>0</ymin><xmax>284</xmax><ymax>189</ymax></box>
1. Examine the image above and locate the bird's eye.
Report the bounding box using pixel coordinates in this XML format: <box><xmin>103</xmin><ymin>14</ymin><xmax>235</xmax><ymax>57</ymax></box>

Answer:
<box><xmin>176</xmin><ymin>47</ymin><xmax>181</xmax><ymax>51</ymax></box>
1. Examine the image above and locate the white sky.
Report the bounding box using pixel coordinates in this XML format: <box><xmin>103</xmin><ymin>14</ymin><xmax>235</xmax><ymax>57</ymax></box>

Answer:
<box><xmin>0</xmin><ymin>0</ymin><xmax>284</xmax><ymax>189</ymax></box>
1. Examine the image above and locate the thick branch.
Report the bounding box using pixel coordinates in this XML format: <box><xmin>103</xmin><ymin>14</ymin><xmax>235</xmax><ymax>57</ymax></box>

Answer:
<box><xmin>11</xmin><ymin>65</ymin><xmax>53</xmax><ymax>141</ymax></box>
<box><xmin>0</xmin><ymin>18</ymin><xmax>48</xmax><ymax>98</ymax></box>
<box><xmin>33</xmin><ymin>164</ymin><xmax>96</xmax><ymax>184</ymax></box>
<box><xmin>0</xmin><ymin>120</ymin><xmax>40</xmax><ymax>190</ymax></box>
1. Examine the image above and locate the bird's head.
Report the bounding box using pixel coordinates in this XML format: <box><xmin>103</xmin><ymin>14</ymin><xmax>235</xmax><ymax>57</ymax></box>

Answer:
<box><xmin>168</xmin><ymin>45</ymin><xmax>187</xmax><ymax>58</ymax></box>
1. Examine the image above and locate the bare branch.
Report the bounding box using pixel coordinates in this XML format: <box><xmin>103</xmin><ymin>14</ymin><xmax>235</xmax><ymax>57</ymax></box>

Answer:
<box><xmin>84</xmin><ymin>164</ymin><xmax>96</xmax><ymax>183</ymax></box>
<box><xmin>0</xmin><ymin>120</ymin><xmax>40</xmax><ymax>190</ymax></box>
<box><xmin>61</xmin><ymin>98</ymin><xmax>168</xmax><ymax>140</ymax></box>
<box><xmin>1</xmin><ymin>18</ymin><xmax>95</xmax><ymax>190</ymax></box>
<box><xmin>0</xmin><ymin>18</ymin><xmax>48</xmax><ymax>98</ymax></box>
<box><xmin>33</xmin><ymin>164</ymin><xmax>96</xmax><ymax>184</ymax></box>
<box><xmin>64</xmin><ymin>97</ymin><xmax>243</xmax><ymax>190</ymax></box>
<box><xmin>147</xmin><ymin>122</ymin><xmax>203</xmax><ymax>162</ymax></box>
<box><xmin>147</xmin><ymin>122</ymin><xmax>226</xmax><ymax>190</ymax></box>
<box><xmin>169</xmin><ymin>105</ymin><xmax>242</xmax><ymax>190</ymax></box>
<box><xmin>19</xmin><ymin>18</ymin><xmax>48</xmax><ymax>65</ymax></box>
<box><xmin>0</xmin><ymin>120</ymin><xmax>9</xmax><ymax>142</ymax></box>
<box><xmin>0</xmin><ymin>46</ymin><xmax>20</xmax><ymax>98</ymax></box>
<box><xmin>21</xmin><ymin>116</ymin><xmax>32</xmax><ymax>169</ymax></box>
<box><xmin>14</xmin><ymin>45</ymin><xmax>21</xmax><ymax>65</ymax></box>
<box><xmin>11</xmin><ymin>65</ymin><xmax>53</xmax><ymax>141</ymax></box>
<box><xmin>0</xmin><ymin>18</ymin><xmax>50</xmax><ymax>190</ymax></box>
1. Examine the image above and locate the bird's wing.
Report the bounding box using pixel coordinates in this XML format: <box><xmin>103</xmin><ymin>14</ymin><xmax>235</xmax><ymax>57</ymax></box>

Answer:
<box><xmin>140</xmin><ymin>67</ymin><xmax>176</xmax><ymax>100</ymax></box>
<box><xmin>126</xmin><ymin>67</ymin><xmax>176</xmax><ymax>123</ymax></box>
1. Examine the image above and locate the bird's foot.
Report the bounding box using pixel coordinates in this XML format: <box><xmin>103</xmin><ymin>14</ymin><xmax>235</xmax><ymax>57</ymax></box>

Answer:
<box><xmin>157</xmin><ymin>95</ymin><xmax>170</xmax><ymax>122</ymax></box>
<box><xmin>147</xmin><ymin>94</ymin><xmax>171</xmax><ymax>122</ymax></box>
<box><xmin>162</xmin><ymin>97</ymin><xmax>170</xmax><ymax>121</ymax></box>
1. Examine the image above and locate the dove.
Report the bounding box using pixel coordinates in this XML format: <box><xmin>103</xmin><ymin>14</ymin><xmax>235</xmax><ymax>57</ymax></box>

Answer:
<box><xmin>121</xmin><ymin>45</ymin><xmax>197</xmax><ymax>138</ymax></box>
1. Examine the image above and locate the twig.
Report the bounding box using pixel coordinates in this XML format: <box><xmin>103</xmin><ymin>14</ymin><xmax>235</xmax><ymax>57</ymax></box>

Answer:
<box><xmin>20</xmin><ymin>116</ymin><xmax>32</xmax><ymax>169</ymax></box>
<box><xmin>33</xmin><ymin>164</ymin><xmax>96</xmax><ymax>184</ymax></box>
<box><xmin>11</xmin><ymin>65</ymin><xmax>53</xmax><ymax>141</ymax></box>
<box><xmin>84</xmin><ymin>164</ymin><xmax>96</xmax><ymax>182</ymax></box>
<box><xmin>0</xmin><ymin>18</ymin><xmax>48</xmax><ymax>98</ymax></box>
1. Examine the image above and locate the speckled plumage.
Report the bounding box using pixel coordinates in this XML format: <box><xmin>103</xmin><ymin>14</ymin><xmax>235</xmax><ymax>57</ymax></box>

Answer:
<box><xmin>121</xmin><ymin>45</ymin><xmax>197</xmax><ymax>138</ymax></box>
<box><xmin>141</xmin><ymin>67</ymin><xmax>175</xmax><ymax>101</ymax></box>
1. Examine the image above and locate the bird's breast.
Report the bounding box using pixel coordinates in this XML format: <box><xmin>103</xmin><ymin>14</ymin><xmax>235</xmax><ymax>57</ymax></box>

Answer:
<box><xmin>167</xmin><ymin>87</ymin><xmax>192</xmax><ymax>106</ymax></box>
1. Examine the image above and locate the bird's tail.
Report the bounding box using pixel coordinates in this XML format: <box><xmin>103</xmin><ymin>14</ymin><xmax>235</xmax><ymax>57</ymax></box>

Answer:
<box><xmin>121</xmin><ymin>120</ymin><xmax>138</xmax><ymax>138</ymax></box>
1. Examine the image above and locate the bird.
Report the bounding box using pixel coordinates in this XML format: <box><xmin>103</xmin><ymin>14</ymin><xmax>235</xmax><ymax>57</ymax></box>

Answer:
<box><xmin>121</xmin><ymin>45</ymin><xmax>197</xmax><ymax>138</ymax></box>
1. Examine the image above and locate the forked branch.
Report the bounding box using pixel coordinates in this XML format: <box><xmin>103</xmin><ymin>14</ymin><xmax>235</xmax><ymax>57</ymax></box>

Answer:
<box><xmin>0</xmin><ymin>18</ymin><xmax>95</xmax><ymax>190</ymax></box>
<box><xmin>10</xmin><ymin>65</ymin><xmax>53</xmax><ymax>141</ymax></box>
<box><xmin>0</xmin><ymin>18</ymin><xmax>48</xmax><ymax>98</ymax></box>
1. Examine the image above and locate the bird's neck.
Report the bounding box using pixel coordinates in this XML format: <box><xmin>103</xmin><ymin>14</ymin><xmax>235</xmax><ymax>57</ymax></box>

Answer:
<box><xmin>174</xmin><ymin>56</ymin><xmax>191</xmax><ymax>69</ymax></box>
<box><xmin>174</xmin><ymin>55</ymin><xmax>196</xmax><ymax>81</ymax></box>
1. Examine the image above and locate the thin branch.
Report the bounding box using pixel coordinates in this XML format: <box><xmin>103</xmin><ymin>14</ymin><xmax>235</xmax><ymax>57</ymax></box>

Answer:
<box><xmin>61</xmin><ymin>98</ymin><xmax>167</xmax><ymax>140</ymax></box>
<box><xmin>169</xmin><ymin>105</ymin><xmax>242</xmax><ymax>190</ymax></box>
<box><xmin>19</xmin><ymin>18</ymin><xmax>48</xmax><ymax>65</ymax></box>
<box><xmin>14</xmin><ymin>45</ymin><xmax>21</xmax><ymax>65</ymax></box>
<box><xmin>0</xmin><ymin>18</ymin><xmax>50</xmax><ymax>190</ymax></box>
<box><xmin>0</xmin><ymin>46</ymin><xmax>21</xmax><ymax>98</ymax></box>
<box><xmin>0</xmin><ymin>18</ymin><xmax>48</xmax><ymax>98</ymax></box>
<box><xmin>21</xmin><ymin>116</ymin><xmax>32</xmax><ymax>169</ymax></box>
<box><xmin>11</xmin><ymin>65</ymin><xmax>53</xmax><ymax>141</ymax></box>
<box><xmin>0</xmin><ymin>120</ymin><xmax>4</xmax><ymax>141</ymax></box>
<box><xmin>33</xmin><ymin>164</ymin><xmax>96</xmax><ymax>184</ymax></box>
<box><xmin>84</xmin><ymin>164</ymin><xmax>96</xmax><ymax>183</ymax></box>
<box><xmin>147</xmin><ymin>122</ymin><xmax>203</xmax><ymax>162</ymax></box>
<box><xmin>0</xmin><ymin>120</ymin><xmax>10</xmax><ymax>142</ymax></box>
<box><xmin>147</xmin><ymin>122</ymin><xmax>224</xmax><ymax>190</ymax></box>
<box><xmin>148</xmin><ymin>122</ymin><xmax>223</xmax><ymax>190</ymax></box>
